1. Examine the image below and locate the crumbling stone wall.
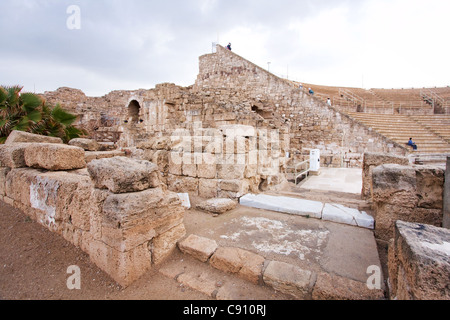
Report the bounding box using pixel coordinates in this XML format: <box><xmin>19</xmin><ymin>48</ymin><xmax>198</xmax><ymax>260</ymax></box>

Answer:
<box><xmin>0</xmin><ymin>131</ymin><xmax>186</xmax><ymax>287</ymax></box>
<box><xmin>388</xmin><ymin>221</ymin><xmax>450</xmax><ymax>300</ymax></box>
<box><xmin>41</xmin><ymin>45</ymin><xmax>409</xmax><ymax>169</ymax></box>
<box><xmin>361</xmin><ymin>152</ymin><xmax>411</xmax><ymax>199</ymax></box>
<box><xmin>194</xmin><ymin>45</ymin><xmax>409</xmax><ymax>168</ymax></box>
<box><xmin>132</xmin><ymin>124</ymin><xmax>289</xmax><ymax>199</ymax></box>
<box><xmin>371</xmin><ymin>164</ymin><xmax>445</xmax><ymax>241</ymax></box>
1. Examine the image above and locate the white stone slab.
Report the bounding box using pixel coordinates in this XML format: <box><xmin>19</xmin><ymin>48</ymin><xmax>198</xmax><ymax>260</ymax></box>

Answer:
<box><xmin>178</xmin><ymin>193</ymin><xmax>191</xmax><ymax>209</ymax></box>
<box><xmin>322</xmin><ymin>203</ymin><xmax>374</xmax><ymax>230</ymax></box>
<box><xmin>240</xmin><ymin>194</ymin><xmax>323</xmax><ymax>219</ymax></box>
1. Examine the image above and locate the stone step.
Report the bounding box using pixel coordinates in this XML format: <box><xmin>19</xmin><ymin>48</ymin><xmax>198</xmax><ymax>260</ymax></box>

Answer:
<box><xmin>239</xmin><ymin>193</ymin><xmax>374</xmax><ymax>230</ymax></box>
<box><xmin>165</xmin><ymin>234</ymin><xmax>385</xmax><ymax>300</ymax></box>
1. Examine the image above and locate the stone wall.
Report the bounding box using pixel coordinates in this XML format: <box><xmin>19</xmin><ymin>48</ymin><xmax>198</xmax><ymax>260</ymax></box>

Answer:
<box><xmin>388</xmin><ymin>221</ymin><xmax>450</xmax><ymax>300</ymax></box>
<box><xmin>361</xmin><ymin>152</ymin><xmax>410</xmax><ymax>199</ymax></box>
<box><xmin>194</xmin><ymin>45</ymin><xmax>409</xmax><ymax>168</ymax></box>
<box><xmin>41</xmin><ymin>45</ymin><xmax>410</xmax><ymax>169</ymax></box>
<box><xmin>132</xmin><ymin>124</ymin><xmax>289</xmax><ymax>199</ymax></box>
<box><xmin>0</xmin><ymin>131</ymin><xmax>186</xmax><ymax>287</ymax></box>
<box><xmin>371</xmin><ymin>164</ymin><xmax>445</xmax><ymax>241</ymax></box>
<box><xmin>444</xmin><ymin>157</ymin><xmax>450</xmax><ymax>229</ymax></box>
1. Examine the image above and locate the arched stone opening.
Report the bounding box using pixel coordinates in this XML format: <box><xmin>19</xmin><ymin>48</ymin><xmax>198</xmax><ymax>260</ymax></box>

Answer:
<box><xmin>128</xmin><ymin>100</ymin><xmax>141</xmax><ymax>123</ymax></box>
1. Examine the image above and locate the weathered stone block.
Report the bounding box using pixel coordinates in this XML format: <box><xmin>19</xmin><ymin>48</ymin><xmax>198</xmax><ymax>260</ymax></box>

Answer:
<box><xmin>415</xmin><ymin>166</ymin><xmax>444</xmax><ymax>209</ymax></box>
<box><xmin>167</xmin><ymin>174</ymin><xmax>198</xmax><ymax>195</ymax></box>
<box><xmin>388</xmin><ymin>221</ymin><xmax>450</xmax><ymax>300</ymax></box>
<box><xmin>0</xmin><ymin>143</ymin><xmax>30</xmax><ymax>168</ymax></box>
<box><xmin>24</xmin><ymin>143</ymin><xmax>86</xmax><ymax>171</ymax></box>
<box><xmin>69</xmin><ymin>138</ymin><xmax>100</xmax><ymax>151</ymax></box>
<box><xmin>372</xmin><ymin>164</ymin><xmax>418</xmax><ymax>208</ymax></box>
<box><xmin>152</xmin><ymin>224</ymin><xmax>186</xmax><ymax>265</ymax></box>
<box><xmin>177</xmin><ymin>234</ymin><xmax>218</xmax><ymax>262</ymax></box>
<box><xmin>209</xmin><ymin>247</ymin><xmax>264</xmax><ymax>284</ymax></box>
<box><xmin>361</xmin><ymin>152</ymin><xmax>410</xmax><ymax>199</ymax></box>
<box><xmin>5</xmin><ymin>130</ymin><xmax>63</xmax><ymax>145</ymax></box>
<box><xmin>86</xmin><ymin>238</ymin><xmax>152</xmax><ymax>287</ymax></box>
<box><xmin>263</xmin><ymin>260</ymin><xmax>316</xmax><ymax>299</ymax></box>
<box><xmin>198</xmin><ymin>179</ymin><xmax>218</xmax><ymax>198</ymax></box>
<box><xmin>312</xmin><ymin>272</ymin><xmax>384</xmax><ymax>300</ymax></box>
<box><xmin>196</xmin><ymin>198</ymin><xmax>237</xmax><ymax>214</ymax></box>
<box><xmin>87</xmin><ymin>157</ymin><xmax>160</xmax><ymax>193</ymax></box>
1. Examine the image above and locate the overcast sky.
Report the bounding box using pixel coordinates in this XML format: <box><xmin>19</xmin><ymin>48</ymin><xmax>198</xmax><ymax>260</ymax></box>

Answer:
<box><xmin>1</xmin><ymin>0</ymin><xmax>449</xmax><ymax>97</ymax></box>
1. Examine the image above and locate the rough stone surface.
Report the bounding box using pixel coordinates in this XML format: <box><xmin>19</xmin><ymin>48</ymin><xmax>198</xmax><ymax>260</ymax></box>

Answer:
<box><xmin>177</xmin><ymin>234</ymin><xmax>218</xmax><ymax>262</ymax></box>
<box><xmin>372</xmin><ymin>164</ymin><xmax>445</xmax><ymax>241</ymax></box>
<box><xmin>0</xmin><ymin>143</ymin><xmax>30</xmax><ymax>168</ymax></box>
<box><xmin>24</xmin><ymin>143</ymin><xmax>86</xmax><ymax>171</ymax></box>
<box><xmin>388</xmin><ymin>221</ymin><xmax>450</xmax><ymax>300</ymax></box>
<box><xmin>87</xmin><ymin>156</ymin><xmax>160</xmax><ymax>193</ymax></box>
<box><xmin>262</xmin><ymin>260</ymin><xmax>315</xmax><ymax>299</ymax></box>
<box><xmin>5</xmin><ymin>130</ymin><xmax>63</xmax><ymax>145</ymax></box>
<box><xmin>444</xmin><ymin>157</ymin><xmax>450</xmax><ymax>229</ymax></box>
<box><xmin>69</xmin><ymin>138</ymin><xmax>100</xmax><ymax>151</ymax></box>
<box><xmin>209</xmin><ymin>247</ymin><xmax>265</xmax><ymax>284</ymax></box>
<box><xmin>361</xmin><ymin>152</ymin><xmax>410</xmax><ymax>199</ymax></box>
<box><xmin>312</xmin><ymin>272</ymin><xmax>385</xmax><ymax>300</ymax></box>
<box><xmin>152</xmin><ymin>224</ymin><xmax>186</xmax><ymax>265</ymax></box>
<box><xmin>196</xmin><ymin>198</ymin><xmax>237</xmax><ymax>214</ymax></box>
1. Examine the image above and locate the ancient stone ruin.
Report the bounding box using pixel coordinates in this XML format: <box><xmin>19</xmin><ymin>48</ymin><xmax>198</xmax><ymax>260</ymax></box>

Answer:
<box><xmin>1</xmin><ymin>45</ymin><xmax>449</xmax><ymax>299</ymax></box>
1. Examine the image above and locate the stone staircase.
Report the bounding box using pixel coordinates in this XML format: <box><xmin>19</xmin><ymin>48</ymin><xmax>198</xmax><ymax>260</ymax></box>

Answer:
<box><xmin>347</xmin><ymin>112</ymin><xmax>450</xmax><ymax>155</ymax></box>
<box><xmin>157</xmin><ymin>232</ymin><xmax>385</xmax><ymax>300</ymax></box>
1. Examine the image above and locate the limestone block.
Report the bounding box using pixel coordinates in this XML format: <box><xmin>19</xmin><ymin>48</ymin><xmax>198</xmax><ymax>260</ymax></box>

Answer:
<box><xmin>167</xmin><ymin>174</ymin><xmax>198</xmax><ymax>195</ymax></box>
<box><xmin>198</xmin><ymin>179</ymin><xmax>218</xmax><ymax>199</ymax></box>
<box><xmin>168</xmin><ymin>152</ymin><xmax>182</xmax><ymax>175</ymax></box>
<box><xmin>217</xmin><ymin>156</ymin><xmax>245</xmax><ymax>180</ymax></box>
<box><xmin>197</xmin><ymin>153</ymin><xmax>217</xmax><ymax>179</ymax></box>
<box><xmin>152</xmin><ymin>150</ymin><xmax>169</xmax><ymax>173</ymax></box>
<box><xmin>0</xmin><ymin>143</ymin><xmax>30</xmax><ymax>168</ymax></box>
<box><xmin>87</xmin><ymin>157</ymin><xmax>160</xmax><ymax>194</ymax></box>
<box><xmin>5</xmin><ymin>130</ymin><xmax>63</xmax><ymax>145</ymax></box>
<box><xmin>5</xmin><ymin>168</ymin><xmax>41</xmax><ymax>207</ymax></box>
<box><xmin>263</xmin><ymin>260</ymin><xmax>316</xmax><ymax>299</ymax></box>
<box><xmin>177</xmin><ymin>234</ymin><xmax>218</xmax><ymax>262</ymax></box>
<box><xmin>415</xmin><ymin>166</ymin><xmax>444</xmax><ymax>209</ymax></box>
<box><xmin>152</xmin><ymin>137</ymin><xmax>171</xmax><ymax>150</ymax></box>
<box><xmin>388</xmin><ymin>221</ymin><xmax>450</xmax><ymax>300</ymax></box>
<box><xmin>0</xmin><ymin>167</ymin><xmax>10</xmax><ymax>196</ymax></box>
<box><xmin>102</xmin><ymin>187</ymin><xmax>178</xmax><ymax>227</ymax></box>
<box><xmin>196</xmin><ymin>198</ymin><xmax>237</xmax><ymax>214</ymax></box>
<box><xmin>312</xmin><ymin>272</ymin><xmax>384</xmax><ymax>300</ymax></box>
<box><xmin>86</xmin><ymin>239</ymin><xmax>152</xmax><ymax>288</ymax></box>
<box><xmin>374</xmin><ymin>202</ymin><xmax>443</xmax><ymax>242</ymax></box>
<box><xmin>371</xmin><ymin>164</ymin><xmax>418</xmax><ymax>208</ymax></box>
<box><xmin>24</xmin><ymin>143</ymin><xmax>86</xmax><ymax>171</ymax></box>
<box><xmin>220</xmin><ymin>179</ymin><xmax>249</xmax><ymax>196</ymax></box>
<box><xmin>152</xmin><ymin>224</ymin><xmax>186</xmax><ymax>265</ymax></box>
<box><xmin>209</xmin><ymin>247</ymin><xmax>265</xmax><ymax>284</ymax></box>
<box><xmin>69</xmin><ymin>138</ymin><xmax>100</xmax><ymax>151</ymax></box>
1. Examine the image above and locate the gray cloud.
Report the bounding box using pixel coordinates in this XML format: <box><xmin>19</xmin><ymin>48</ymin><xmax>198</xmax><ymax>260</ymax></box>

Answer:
<box><xmin>1</xmin><ymin>0</ymin><xmax>449</xmax><ymax>96</ymax></box>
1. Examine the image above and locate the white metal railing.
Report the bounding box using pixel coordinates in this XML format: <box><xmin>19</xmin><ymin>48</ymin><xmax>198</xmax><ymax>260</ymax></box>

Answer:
<box><xmin>285</xmin><ymin>158</ymin><xmax>311</xmax><ymax>185</ymax></box>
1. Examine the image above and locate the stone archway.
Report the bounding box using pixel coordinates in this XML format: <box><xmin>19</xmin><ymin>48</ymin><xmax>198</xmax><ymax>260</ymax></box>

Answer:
<box><xmin>128</xmin><ymin>100</ymin><xmax>141</xmax><ymax>123</ymax></box>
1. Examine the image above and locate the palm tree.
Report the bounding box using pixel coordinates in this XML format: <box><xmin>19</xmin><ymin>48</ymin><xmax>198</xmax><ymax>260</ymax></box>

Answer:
<box><xmin>0</xmin><ymin>85</ymin><xmax>86</xmax><ymax>143</ymax></box>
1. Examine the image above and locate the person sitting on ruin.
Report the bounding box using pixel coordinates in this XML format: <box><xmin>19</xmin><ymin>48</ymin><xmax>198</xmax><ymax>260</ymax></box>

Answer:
<box><xmin>308</xmin><ymin>88</ymin><xmax>314</xmax><ymax>95</ymax></box>
<box><xmin>408</xmin><ymin>138</ymin><xmax>418</xmax><ymax>150</ymax></box>
<box><xmin>227</xmin><ymin>43</ymin><xmax>232</xmax><ymax>51</ymax></box>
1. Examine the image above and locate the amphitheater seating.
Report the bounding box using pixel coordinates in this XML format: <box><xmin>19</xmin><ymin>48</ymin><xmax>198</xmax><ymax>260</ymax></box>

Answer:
<box><xmin>347</xmin><ymin>112</ymin><xmax>450</xmax><ymax>155</ymax></box>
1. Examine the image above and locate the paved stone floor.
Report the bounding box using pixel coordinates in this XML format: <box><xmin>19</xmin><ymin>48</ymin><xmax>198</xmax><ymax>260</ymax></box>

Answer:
<box><xmin>298</xmin><ymin>168</ymin><xmax>363</xmax><ymax>194</ymax></box>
